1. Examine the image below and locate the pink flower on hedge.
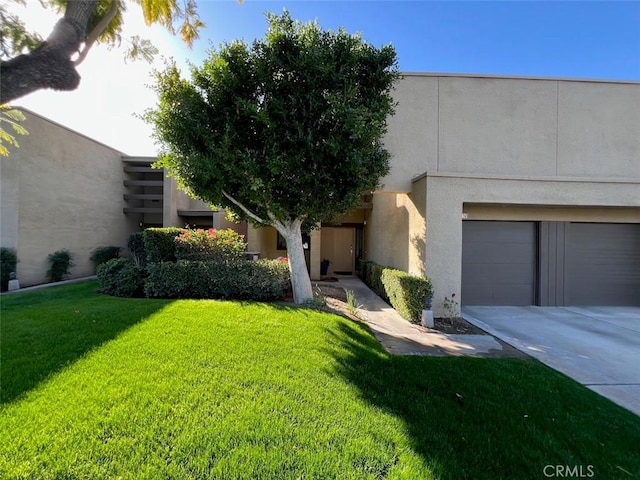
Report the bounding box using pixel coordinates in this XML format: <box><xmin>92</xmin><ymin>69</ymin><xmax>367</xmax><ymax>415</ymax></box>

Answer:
<box><xmin>281</xmin><ymin>257</ymin><xmax>289</xmax><ymax>263</ymax></box>
<box><xmin>208</xmin><ymin>228</ymin><xmax>217</xmax><ymax>237</ymax></box>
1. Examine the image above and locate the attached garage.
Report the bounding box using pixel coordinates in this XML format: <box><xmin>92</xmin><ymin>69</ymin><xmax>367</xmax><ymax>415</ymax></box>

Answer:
<box><xmin>462</xmin><ymin>220</ymin><xmax>640</xmax><ymax>306</ymax></box>
<box><xmin>462</xmin><ymin>221</ymin><xmax>537</xmax><ymax>306</ymax></box>
<box><xmin>564</xmin><ymin>223</ymin><xmax>640</xmax><ymax>306</ymax></box>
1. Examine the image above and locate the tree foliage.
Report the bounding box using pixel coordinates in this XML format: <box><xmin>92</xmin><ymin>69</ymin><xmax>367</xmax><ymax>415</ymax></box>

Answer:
<box><xmin>0</xmin><ymin>0</ymin><xmax>207</xmax><ymax>103</ymax></box>
<box><xmin>145</xmin><ymin>11</ymin><xmax>399</xmax><ymax>303</ymax></box>
<box><xmin>0</xmin><ymin>105</ymin><xmax>28</xmax><ymax>157</ymax></box>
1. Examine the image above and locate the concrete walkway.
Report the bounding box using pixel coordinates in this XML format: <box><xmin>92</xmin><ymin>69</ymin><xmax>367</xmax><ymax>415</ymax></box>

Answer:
<box><xmin>463</xmin><ymin>306</ymin><xmax>640</xmax><ymax>417</ymax></box>
<box><xmin>337</xmin><ymin>277</ymin><xmax>504</xmax><ymax>357</ymax></box>
<box><xmin>0</xmin><ymin>276</ymin><xmax>97</xmax><ymax>295</ymax></box>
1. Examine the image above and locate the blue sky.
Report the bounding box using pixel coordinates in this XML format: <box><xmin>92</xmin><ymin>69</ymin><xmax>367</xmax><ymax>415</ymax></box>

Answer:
<box><xmin>186</xmin><ymin>1</ymin><xmax>640</xmax><ymax>81</ymax></box>
<box><xmin>14</xmin><ymin>1</ymin><xmax>640</xmax><ymax>155</ymax></box>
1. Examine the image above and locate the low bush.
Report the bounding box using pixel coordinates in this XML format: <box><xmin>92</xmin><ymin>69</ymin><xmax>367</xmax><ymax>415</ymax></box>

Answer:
<box><xmin>142</xmin><ymin>227</ymin><xmax>183</xmax><ymax>263</ymax></box>
<box><xmin>47</xmin><ymin>250</ymin><xmax>74</xmax><ymax>283</ymax></box>
<box><xmin>0</xmin><ymin>247</ymin><xmax>17</xmax><ymax>291</ymax></box>
<box><xmin>359</xmin><ymin>260</ymin><xmax>387</xmax><ymax>301</ymax></box>
<box><xmin>127</xmin><ymin>232</ymin><xmax>146</xmax><ymax>268</ymax></box>
<box><xmin>360</xmin><ymin>260</ymin><xmax>433</xmax><ymax>323</ymax></box>
<box><xmin>90</xmin><ymin>246</ymin><xmax>121</xmax><ymax>267</ymax></box>
<box><xmin>175</xmin><ymin>228</ymin><xmax>246</xmax><ymax>263</ymax></box>
<box><xmin>97</xmin><ymin>258</ymin><xmax>145</xmax><ymax>297</ymax></box>
<box><xmin>381</xmin><ymin>269</ymin><xmax>433</xmax><ymax>322</ymax></box>
<box><xmin>144</xmin><ymin>259</ymin><xmax>290</xmax><ymax>301</ymax></box>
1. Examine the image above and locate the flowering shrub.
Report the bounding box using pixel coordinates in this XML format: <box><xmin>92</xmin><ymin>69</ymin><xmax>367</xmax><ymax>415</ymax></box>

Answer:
<box><xmin>175</xmin><ymin>228</ymin><xmax>246</xmax><ymax>263</ymax></box>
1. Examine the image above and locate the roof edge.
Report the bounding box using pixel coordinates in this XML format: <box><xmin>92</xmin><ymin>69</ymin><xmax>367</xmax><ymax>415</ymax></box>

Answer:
<box><xmin>13</xmin><ymin>106</ymin><xmax>128</xmax><ymax>155</ymax></box>
<box><xmin>400</xmin><ymin>72</ymin><xmax>640</xmax><ymax>85</ymax></box>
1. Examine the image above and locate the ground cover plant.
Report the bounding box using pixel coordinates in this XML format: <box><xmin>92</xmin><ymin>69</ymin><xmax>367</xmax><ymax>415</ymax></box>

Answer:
<box><xmin>1</xmin><ymin>282</ymin><xmax>639</xmax><ymax>479</ymax></box>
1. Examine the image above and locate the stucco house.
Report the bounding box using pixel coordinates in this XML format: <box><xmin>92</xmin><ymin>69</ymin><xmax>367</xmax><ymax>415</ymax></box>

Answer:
<box><xmin>2</xmin><ymin>74</ymin><xmax>639</xmax><ymax>314</ymax></box>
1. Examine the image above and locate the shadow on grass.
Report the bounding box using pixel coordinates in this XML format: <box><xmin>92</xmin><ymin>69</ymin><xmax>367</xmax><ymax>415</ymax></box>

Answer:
<box><xmin>325</xmin><ymin>320</ymin><xmax>640</xmax><ymax>480</ymax></box>
<box><xmin>0</xmin><ymin>281</ymin><xmax>171</xmax><ymax>405</ymax></box>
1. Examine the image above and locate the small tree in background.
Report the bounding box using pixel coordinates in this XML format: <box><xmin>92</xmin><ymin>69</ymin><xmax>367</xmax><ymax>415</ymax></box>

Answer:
<box><xmin>145</xmin><ymin>11</ymin><xmax>399</xmax><ymax>304</ymax></box>
<box><xmin>47</xmin><ymin>249</ymin><xmax>74</xmax><ymax>282</ymax></box>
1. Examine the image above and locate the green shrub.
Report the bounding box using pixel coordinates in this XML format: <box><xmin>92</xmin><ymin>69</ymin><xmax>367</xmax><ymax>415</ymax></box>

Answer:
<box><xmin>142</xmin><ymin>227</ymin><xmax>183</xmax><ymax>263</ymax></box>
<box><xmin>47</xmin><ymin>250</ymin><xmax>74</xmax><ymax>283</ymax></box>
<box><xmin>360</xmin><ymin>260</ymin><xmax>387</xmax><ymax>302</ymax></box>
<box><xmin>360</xmin><ymin>260</ymin><xmax>433</xmax><ymax>323</ymax></box>
<box><xmin>90</xmin><ymin>246</ymin><xmax>121</xmax><ymax>267</ymax></box>
<box><xmin>144</xmin><ymin>259</ymin><xmax>290</xmax><ymax>300</ymax></box>
<box><xmin>381</xmin><ymin>269</ymin><xmax>433</xmax><ymax>322</ymax></box>
<box><xmin>175</xmin><ymin>228</ymin><xmax>246</xmax><ymax>263</ymax></box>
<box><xmin>127</xmin><ymin>232</ymin><xmax>147</xmax><ymax>268</ymax></box>
<box><xmin>97</xmin><ymin>258</ymin><xmax>146</xmax><ymax>297</ymax></box>
<box><xmin>0</xmin><ymin>247</ymin><xmax>17</xmax><ymax>291</ymax></box>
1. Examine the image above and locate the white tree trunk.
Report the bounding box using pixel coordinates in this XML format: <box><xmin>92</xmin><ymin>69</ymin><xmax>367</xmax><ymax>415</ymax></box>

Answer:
<box><xmin>277</xmin><ymin>219</ymin><xmax>313</xmax><ymax>304</ymax></box>
<box><xmin>221</xmin><ymin>192</ymin><xmax>314</xmax><ymax>304</ymax></box>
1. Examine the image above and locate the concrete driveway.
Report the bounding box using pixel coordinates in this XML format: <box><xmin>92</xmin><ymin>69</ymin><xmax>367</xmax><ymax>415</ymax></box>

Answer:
<box><xmin>462</xmin><ymin>306</ymin><xmax>640</xmax><ymax>417</ymax></box>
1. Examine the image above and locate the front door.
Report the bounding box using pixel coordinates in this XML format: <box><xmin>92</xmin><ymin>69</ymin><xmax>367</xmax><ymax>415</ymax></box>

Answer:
<box><xmin>322</xmin><ymin>227</ymin><xmax>355</xmax><ymax>275</ymax></box>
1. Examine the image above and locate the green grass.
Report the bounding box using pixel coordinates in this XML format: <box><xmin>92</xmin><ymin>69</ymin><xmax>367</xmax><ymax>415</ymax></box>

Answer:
<box><xmin>1</xmin><ymin>282</ymin><xmax>639</xmax><ymax>479</ymax></box>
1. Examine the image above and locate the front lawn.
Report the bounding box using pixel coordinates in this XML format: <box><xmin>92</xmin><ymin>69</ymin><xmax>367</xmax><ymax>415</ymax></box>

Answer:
<box><xmin>1</xmin><ymin>281</ymin><xmax>639</xmax><ymax>479</ymax></box>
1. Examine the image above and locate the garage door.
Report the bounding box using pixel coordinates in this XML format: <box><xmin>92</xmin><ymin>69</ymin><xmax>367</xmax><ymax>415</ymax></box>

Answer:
<box><xmin>462</xmin><ymin>221</ymin><xmax>537</xmax><ymax>306</ymax></box>
<box><xmin>564</xmin><ymin>223</ymin><xmax>640</xmax><ymax>306</ymax></box>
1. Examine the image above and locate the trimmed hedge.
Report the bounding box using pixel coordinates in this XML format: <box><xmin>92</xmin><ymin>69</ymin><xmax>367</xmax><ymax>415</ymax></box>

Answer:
<box><xmin>0</xmin><ymin>247</ymin><xmax>17</xmax><ymax>291</ymax></box>
<box><xmin>360</xmin><ymin>260</ymin><xmax>433</xmax><ymax>323</ymax></box>
<box><xmin>97</xmin><ymin>258</ymin><xmax>145</xmax><ymax>297</ymax></box>
<box><xmin>142</xmin><ymin>227</ymin><xmax>183</xmax><ymax>263</ymax></box>
<box><xmin>144</xmin><ymin>259</ymin><xmax>290</xmax><ymax>301</ymax></box>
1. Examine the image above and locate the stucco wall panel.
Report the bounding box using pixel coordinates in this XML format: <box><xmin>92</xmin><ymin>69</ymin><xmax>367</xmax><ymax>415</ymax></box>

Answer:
<box><xmin>365</xmin><ymin>193</ymin><xmax>409</xmax><ymax>271</ymax></box>
<box><xmin>381</xmin><ymin>76</ymin><xmax>438</xmax><ymax>192</ymax></box>
<box><xmin>557</xmin><ymin>82</ymin><xmax>640</xmax><ymax>178</ymax></box>
<box><xmin>438</xmin><ymin>77</ymin><xmax>557</xmax><ymax>176</ymax></box>
<box><xmin>364</xmin><ymin>190</ymin><xmax>425</xmax><ymax>276</ymax></box>
<box><xmin>0</xmin><ymin>152</ymin><xmax>20</xmax><ymax>249</ymax></box>
<box><xmin>380</xmin><ymin>75</ymin><xmax>639</xmax><ymax>196</ymax></box>
<box><xmin>408</xmin><ymin>177</ymin><xmax>426</xmax><ymax>276</ymax></box>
